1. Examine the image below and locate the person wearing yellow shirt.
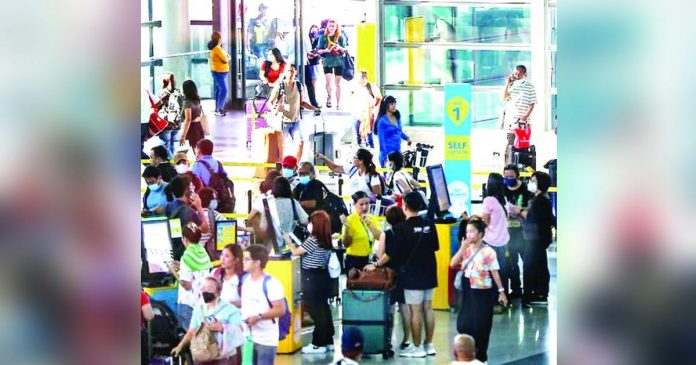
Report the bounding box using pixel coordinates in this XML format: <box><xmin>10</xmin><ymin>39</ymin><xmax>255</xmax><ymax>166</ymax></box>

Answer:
<box><xmin>208</xmin><ymin>31</ymin><xmax>230</xmax><ymax>117</ymax></box>
<box><xmin>342</xmin><ymin>191</ymin><xmax>382</xmax><ymax>271</ymax></box>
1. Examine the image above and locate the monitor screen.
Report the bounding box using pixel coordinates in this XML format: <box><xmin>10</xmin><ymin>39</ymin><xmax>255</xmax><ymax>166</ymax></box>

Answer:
<box><xmin>142</xmin><ymin>219</ymin><xmax>173</xmax><ymax>274</ymax></box>
<box><xmin>427</xmin><ymin>164</ymin><xmax>452</xmax><ymax>213</ymax></box>
<box><xmin>216</xmin><ymin>220</ymin><xmax>237</xmax><ymax>251</ymax></box>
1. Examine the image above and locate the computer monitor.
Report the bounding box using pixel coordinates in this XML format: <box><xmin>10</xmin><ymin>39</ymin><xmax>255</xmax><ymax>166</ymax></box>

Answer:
<box><xmin>141</xmin><ymin>218</ymin><xmax>174</xmax><ymax>275</ymax></box>
<box><xmin>426</xmin><ymin>164</ymin><xmax>452</xmax><ymax>213</ymax></box>
<box><xmin>216</xmin><ymin>220</ymin><xmax>237</xmax><ymax>251</ymax></box>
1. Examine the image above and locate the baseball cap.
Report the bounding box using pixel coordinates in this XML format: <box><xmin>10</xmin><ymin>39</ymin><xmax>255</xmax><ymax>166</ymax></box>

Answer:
<box><xmin>282</xmin><ymin>155</ymin><xmax>298</xmax><ymax>169</ymax></box>
<box><xmin>341</xmin><ymin>327</ymin><xmax>364</xmax><ymax>352</ymax></box>
<box><xmin>173</xmin><ymin>151</ymin><xmax>188</xmax><ymax>164</ymax></box>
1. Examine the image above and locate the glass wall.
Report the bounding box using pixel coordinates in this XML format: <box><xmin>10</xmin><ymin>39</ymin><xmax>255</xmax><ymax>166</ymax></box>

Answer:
<box><xmin>549</xmin><ymin>1</ymin><xmax>557</xmax><ymax>130</ymax></box>
<box><xmin>380</xmin><ymin>1</ymin><xmax>533</xmax><ymax>127</ymax></box>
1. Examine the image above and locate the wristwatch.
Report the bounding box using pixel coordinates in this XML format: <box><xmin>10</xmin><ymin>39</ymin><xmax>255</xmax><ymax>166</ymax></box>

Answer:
<box><xmin>498</xmin><ymin>288</ymin><xmax>505</xmax><ymax>293</ymax></box>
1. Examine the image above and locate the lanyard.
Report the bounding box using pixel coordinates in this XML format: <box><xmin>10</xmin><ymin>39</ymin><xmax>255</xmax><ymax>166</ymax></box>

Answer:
<box><xmin>358</xmin><ymin>217</ymin><xmax>374</xmax><ymax>247</ymax></box>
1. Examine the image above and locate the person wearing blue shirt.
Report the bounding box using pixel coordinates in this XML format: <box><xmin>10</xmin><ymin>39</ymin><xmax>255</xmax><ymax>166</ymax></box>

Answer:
<box><xmin>191</xmin><ymin>139</ymin><xmax>228</xmax><ymax>186</ymax></box>
<box><xmin>375</xmin><ymin>96</ymin><xmax>412</xmax><ymax>167</ymax></box>
<box><xmin>141</xmin><ymin>165</ymin><xmax>171</xmax><ymax>216</ymax></box>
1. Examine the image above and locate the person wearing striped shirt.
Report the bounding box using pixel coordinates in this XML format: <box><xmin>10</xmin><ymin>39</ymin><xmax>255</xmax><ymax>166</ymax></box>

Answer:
<box><xmin>284</xmin><ymin>211</ymin><xmax>336</xmax><ymax>354</ymax></box>
<box><xmin>502</xmin><ymin>65</ymin><xmax>537</xmax><ymax>162</ymax></box>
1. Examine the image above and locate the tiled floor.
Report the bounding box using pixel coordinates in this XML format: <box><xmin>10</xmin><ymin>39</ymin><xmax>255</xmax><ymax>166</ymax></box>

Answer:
<box><xmin>275</xmin><ymin>254</ymin><xmax>556</xmax><ymax>365</ymax></box>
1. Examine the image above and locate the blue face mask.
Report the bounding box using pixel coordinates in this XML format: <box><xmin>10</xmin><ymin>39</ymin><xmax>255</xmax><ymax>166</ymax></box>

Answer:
<box><xmin>503</xmin><ymin>178</ymin><xmax>517</xmax><ymax>187</ymax></box>
<box><xmin>209</xmin><ymin>199</ymin><xmax>218</xmax><ymax>211</ymax></box>
<box><xmin>298</xmin><ymin>176</ymin><xmax>311</xmax><ymax>185</ymax></box>
<box><xmin>147</xmin><ymin>183</ymin><xmax>160</xmax><ymax>191</ymax></box>
<box><xmin>282</xmin><ymin>168</ymin><xmax>294</xmax><ymax>178</ymax></box>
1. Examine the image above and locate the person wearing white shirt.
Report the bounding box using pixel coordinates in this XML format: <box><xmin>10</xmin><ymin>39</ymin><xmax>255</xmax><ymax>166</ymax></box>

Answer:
<box><xmin>315</xmin><ymin>148</ymin><xmax>383</xmax><ymax>200</ymax></box>
<box><xmin>241</xmin><ymin>245</ymin><xmax>287</xmax><ymax>364</ymax></box>
<box><xmin>451</xmin><ymin>334</ymin><xmax>485</xmax><ymax>365</ymax></box>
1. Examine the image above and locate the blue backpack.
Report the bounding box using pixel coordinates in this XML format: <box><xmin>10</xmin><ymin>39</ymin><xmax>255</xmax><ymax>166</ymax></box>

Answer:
<box><xmin>242</xmin><ymin>274</ymin><xmax>291</xmax><ymax>340</ymax></box>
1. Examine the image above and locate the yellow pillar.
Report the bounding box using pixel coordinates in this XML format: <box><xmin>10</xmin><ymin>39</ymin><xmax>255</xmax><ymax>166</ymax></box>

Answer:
<box><xmin>356</xmin><ymin>23</ymin><xmax>376</xmax><ymax>82</ymax></box>
<box><xmin>433</xmin><ymin>222</ymin><xmax>458</xmax><ymax>310</ymax></box>
<box><xmin>405</xmin><ymin>17</ymin><xmax>424</xmax><ymax>84</ymax></box>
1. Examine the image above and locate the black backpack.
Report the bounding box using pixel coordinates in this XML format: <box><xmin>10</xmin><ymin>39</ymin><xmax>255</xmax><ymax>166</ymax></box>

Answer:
<box><xmin>148</xmin><ymin>299</ymin><xmax>184</xmax><ymax>356</ymax></box>
<box><xmin>317</xmin><ymin>181</ymin><xmax>348</xmax><ymax>234</ymax></box>
<box><xmin>199</xmin><ymin>160</ymin><xmax>236</xmax><ymax>213</ymax></box>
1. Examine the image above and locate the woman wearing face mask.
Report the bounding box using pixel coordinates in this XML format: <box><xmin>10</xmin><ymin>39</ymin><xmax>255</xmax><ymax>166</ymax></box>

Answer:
<box><xmin>317</xmin><ymin>20</ymin><xmax>347</xmax><ymax>109</ymax></box>
<box><xmin>283</xmin><ymin>211</ymin><xmax>335</xmax><ymax>354</ymax></box>
<box><xmin>509</xmin><ymin>171</ymin><xmax>555</xmax><ymax>307</ymax></box>
<box><xmin>214</xmin><ymin>244</ymin><xmax>245</xmax><ymax>365</ymax></box>
<box><xmin>375</xmin><ymin>96</ymin><xmax>412</xmax><ymax>167</ymax></box>
<box><xmin>385</xmin><ymin>151</ymin><xmax>420</xmax><ymax>198</ymax></box>
<box><xmin>342</xmin><ymin>191</ymin><xmax>383</xmax><ymax>271</ymax></box>
<box><xmin>198</xmin><ymin>187</ymin><xmax>225</xmax><ymax>259</ymax></box>
<box><xmin>169</xmin><ymin>223</ymin><xmax>213</xmax><ymax>331</ymax></box>
<box><xmin>259</xmin><ymin>48</ymin><xmax>286</xmax><ymax>89</ymax></box>
<box><xmin>315</xmin><ymin>148</ymin><xmax>384</xmax><ymax>200</ymax></box>
<box><xmin>450</xmin><ymin>217</ymin><xmax>508</xmax><ymax>363</ymax></box>
<box><xmin>172</xmin><ymin>276</ymin><xmax>242</xmax><ymax>364</ymax></box>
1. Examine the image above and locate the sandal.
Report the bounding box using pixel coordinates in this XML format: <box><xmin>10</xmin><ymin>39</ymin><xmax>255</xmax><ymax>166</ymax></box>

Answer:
<box><xmin>326</xmin><ymin>96</ymin><xmax>332</xmax><ymax>108</ymax></box>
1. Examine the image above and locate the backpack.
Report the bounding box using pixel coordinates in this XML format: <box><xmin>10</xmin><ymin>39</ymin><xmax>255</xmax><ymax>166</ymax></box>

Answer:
<box><xmin>316</xmin><ymin>181</ymin><xmax>349</xmax><ymax>234</ymax></box>
<box><xmin>241</xmin><ymin>274</ymin><xmax>291</xmax><ymax>340</ymax></box>
<box><xmin>198</xmin><ymin>160</ymin><xmax>236</xmax><ymax>213</ymax></box>
<box><xmin>148</xmin><ymin>299</ymin><xmax>185</xmax><ymax>356</ymax></box>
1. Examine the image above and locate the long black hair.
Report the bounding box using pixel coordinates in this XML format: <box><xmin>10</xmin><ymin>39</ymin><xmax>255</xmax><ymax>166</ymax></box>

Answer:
<box><xmin>486</xmin><ymin>173</ymin><xmax>508</xmax><ymax>216</ymax></box>
<box><xmin>375</xmin><ymin>95</ymin><xmax>400</xmax><ymax>134</ymax></box>
<box><xmin>182</xmin><ymin>79</ymin><xmax>201</xmax><ymax>104</ymax></box>
<box><xmin>356</xmin><ymin>148</ymin><xmax>378</xmax><ymax>177</ymax></box>
<box><xmin>264</xmin><ymin>48</ymin><xmax>286</xmax><ymax>76</ymax></box>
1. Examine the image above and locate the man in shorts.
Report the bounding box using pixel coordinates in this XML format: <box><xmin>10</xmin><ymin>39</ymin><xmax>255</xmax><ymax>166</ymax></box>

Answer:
<box><xmin>390</xmin><ymin>192</ymin><xmax>439</xmax><ymax>358</ymax></box>
<box><xmin>501</xmin><ymin>65</ymin><xmax>537</xmax><ymax>164</ymax></box>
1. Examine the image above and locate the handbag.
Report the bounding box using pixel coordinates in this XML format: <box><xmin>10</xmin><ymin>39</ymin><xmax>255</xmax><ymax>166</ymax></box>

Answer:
<box><xmin>261</xmin><ymin>197</ymin><xmax>280</xmax><ymax>254</ymax></box>
<box><xmin>454</xmin><ymin>244</ymin><xmax>485</xmax><ymax>291</ymax></box>
<box><xmin>241</xmin><ymin>334</ymin><xmax>254</xmax><ymax>365</ymax></box>
<box><xmin>347</xmin><ymin>267</ymin><xmax>396</xmax><ymax>291</ymax></box>
<box><xmin>190</xmin><ymin>305</ymin><xmax>220</xmax><ymax>362</ymax></box>
<box><xmin>199</xmin><ymin>108</ymin><xmax>210</xmax><ymax>136</ymax></box>
<box><xmin>291</xmin><ymin>199</ymin><xmax>309</xmax><ymax>242</ymax></box>
<box><xmin>146</xmin><ymin>91</ymin><xmax>168</xmax><ymax>138</ymax></box>
<box><xmin>328</xmin><ymin>251</ymin><xmax>341</xmax><ymax>279</ymax></box>
<box><xmin>342</xmin><ymin>51</ymin><xmax>355</xmax><ymax>81</ymax></box>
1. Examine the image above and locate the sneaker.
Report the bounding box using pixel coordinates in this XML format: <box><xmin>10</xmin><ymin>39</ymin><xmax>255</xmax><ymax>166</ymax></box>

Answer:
<box><xmin>313</xmin><ymin>109</ymin><xmax>321</xmax><ymax>116</ymax></box>
<box><xmin>399</xmin><ymin>342</ymin><xmax>411</xmax><ymax>350</ymax></box>
<box><xmin>326</xmin><ymin>344</ymin><xmax>335</xmax><ymax>352</ymax></box>
<box><xmin>301</xmin><ymin>344</ymin><xmax>327</xmax><ymax>354</ymax></box>
<box><xmin>424</xmin><ymin>343</ymin><xmax>436</xmax><ymax>356</ymax></box>
<box><xmin>400</xmin><ymin>344</ymin><xmax>426</xmax><ymax>358</ymax></box>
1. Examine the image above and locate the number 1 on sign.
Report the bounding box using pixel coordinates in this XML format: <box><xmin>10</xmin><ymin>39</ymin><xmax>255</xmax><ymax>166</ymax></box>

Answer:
<box><xmin>453</xmin><ymin>107</ymin><xmax>460</xmax><ymax>121</ymax></box>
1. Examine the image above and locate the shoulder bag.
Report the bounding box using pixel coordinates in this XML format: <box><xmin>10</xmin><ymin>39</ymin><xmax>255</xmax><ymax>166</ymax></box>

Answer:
<box><xmin>454</xmin><ymin>244</ymin><xmax>486</xmax><ymax>291</ymax></box>
<box><xmin>190</xmin><ymin>305</ymin><xmax>220</xmax><ymax>362</ymax></box>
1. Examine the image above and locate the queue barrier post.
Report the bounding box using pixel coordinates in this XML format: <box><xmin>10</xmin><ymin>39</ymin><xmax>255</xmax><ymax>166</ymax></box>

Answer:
<box><xmin>247</xmin><ymin>190</ymin><xmax>252</xmax><ymax>213</ymax></box>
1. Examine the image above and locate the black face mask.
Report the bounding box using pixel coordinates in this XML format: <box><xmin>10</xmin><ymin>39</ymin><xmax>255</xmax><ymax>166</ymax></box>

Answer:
<box><xmin>202</xmin><ymin>292</ymin><xmax>216</xmax><ymax>303</ymax></box>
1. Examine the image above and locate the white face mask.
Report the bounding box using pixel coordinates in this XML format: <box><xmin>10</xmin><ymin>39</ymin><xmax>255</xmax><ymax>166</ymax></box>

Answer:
<box><xmin>527</xmin><ymin>182</ymin><xmax>538</xmax><ymax>194</ymax></box>
<box><xmin>307</xmin><ymin>223</ymin><xmax>313</xmax><ymax>235</ymax></box>
<box><xmin>209</xmin><ymin>199</ymin><xmax>218</xmax><ymax>211</ymax></box>
<box><xmin>175</xmin><ymin>164</ymin><xmax>189</xmax><ymax>174</ymax></box>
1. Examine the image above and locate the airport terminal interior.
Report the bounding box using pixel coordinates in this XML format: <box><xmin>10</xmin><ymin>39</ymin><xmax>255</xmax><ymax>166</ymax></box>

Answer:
<box><xmin>141</xmin><ymin>0</ymin><xmax>557</xmax><ymax>364</ymax></box>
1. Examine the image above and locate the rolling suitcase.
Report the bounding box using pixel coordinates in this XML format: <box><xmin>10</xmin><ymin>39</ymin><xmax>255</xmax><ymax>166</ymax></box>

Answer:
<box><xmin>312</xmin><ymin>132</ymin><xmax>335</xmax><ymax>166</ymax></box>
<box><xmin>341</xmin><ymin>289</ymin><xmax>393</xmax><ymax>358</ymax></box>
<box><xmin>245</xmin><ymin>98</ymin><xmax>270</xmax><ymax>147</ymax></box>
<box><xmin>513</xmin><ymin>145</ymin><xmax>536</xmax><ymax>170</ymax></box>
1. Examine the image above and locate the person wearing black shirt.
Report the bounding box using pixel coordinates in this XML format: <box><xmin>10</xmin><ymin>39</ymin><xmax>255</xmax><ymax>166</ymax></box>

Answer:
<box><xmin>365</xmin><ymin>205</ymin><xmax>411</xmax><ymax>352</ymax></box>
<box><xmin>370</xmin><ymin>192</ymin><xmax>438</xmax><ymax>358</ymax></box>
<box><xmin>150</xmin><ymin>145</ymin><xmax>177</xmax><ymax>182</ymax></box>
<box><xmin>510</xmin><ymin>171</ymin><xmax>556</xmax><ymax>307</ymax></box>
<box><xmin>292</xmin><ymin>162</ymin><xmax>324</xmax><ymax>214</ymax></box>
<box><xmin>502</xmin><ymin>164</ymin><xmax>533</xmax><ymax>299</ymax></box>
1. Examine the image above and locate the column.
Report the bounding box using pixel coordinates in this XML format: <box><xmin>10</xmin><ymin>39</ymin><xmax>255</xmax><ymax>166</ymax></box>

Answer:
<box><xmin>162</xmin><ymin>0</ymin><xmax>191</xmax><ymax>82</ymax></box>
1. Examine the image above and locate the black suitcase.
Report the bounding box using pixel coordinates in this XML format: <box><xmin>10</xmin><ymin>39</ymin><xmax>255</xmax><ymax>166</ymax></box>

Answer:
<box><xmin>512</xmin><ymin>145</ymin><xmax>536</xmax><ymax>170</ymax></box>
<box><xmin>341</xmin><ymin>289</ymin><xmax>393</xmax><ymax>359</ymax></box>
<box><xmin>312</xmin><ymin>132</ymin><xmax>336</xmax><ymax>166</ymax></box>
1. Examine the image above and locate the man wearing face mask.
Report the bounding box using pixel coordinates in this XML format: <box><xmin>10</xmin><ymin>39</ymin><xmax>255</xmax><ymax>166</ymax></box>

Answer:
<box><xmin>281</xmin><ymin>155</ymin><xmax>299</xmax><ymax>189</ymax></box>
<box><xmin>173</xmin><ymin>151</ymin><xmax>204</xmax><ymax>193</ymax></box>
<box><xmin>292</xmin><ymin>162</ymin><xmax>324</xmax><ymax>214</ymax></box>
<box><xmin>141</xmin><ymin>165</ymin><xmax>172</xmax><ymax>216</ymax></box>
<box><xmin>150</xmin><ymin>145</ymin><xmax>177</xmax><ymax>183</ymax></box>
<box><xmin>502</xmin><ymin>164</ymin><xmax>532</xmax><ymax>300</ymax></box>
<box><xmin>509</xmin><ymin>171</ymin><xmax>555</xmax><ymax>307</ymax></box>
